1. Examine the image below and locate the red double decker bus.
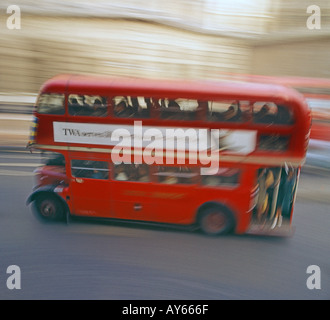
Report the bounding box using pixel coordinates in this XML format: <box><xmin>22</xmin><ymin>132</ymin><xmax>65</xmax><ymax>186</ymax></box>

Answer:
<box><xmin>27</xmin><ymin>74</ymin><xmax>311</xmax><ymax>236</ymax></box>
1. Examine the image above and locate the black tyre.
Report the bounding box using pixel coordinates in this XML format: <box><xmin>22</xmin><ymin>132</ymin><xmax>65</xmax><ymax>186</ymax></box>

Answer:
<box><xmin>198</xmin><ymin>206</ymin><xmax>235</xmax><ymax>236</ymax></box>
<box><xmin>33</xmin><ymin>194</ymin><xmax>64</xmax><ymax>223</ymax></box>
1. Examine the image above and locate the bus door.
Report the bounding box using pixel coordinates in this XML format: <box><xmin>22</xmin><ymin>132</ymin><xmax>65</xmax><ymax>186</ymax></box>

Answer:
<box><xmin>69</xmin><ymin>157</ymin><xmax>112</xmax><ymax>218</ymax></box>
<box><xmin>111</xmin><ymin>164</ymin><xmax>154</xmax><ymax>221</ymax></box>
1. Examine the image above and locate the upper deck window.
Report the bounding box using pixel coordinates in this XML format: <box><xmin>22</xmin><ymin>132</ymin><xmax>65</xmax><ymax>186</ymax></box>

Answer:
<box><xmin>208</xmin><ymin>101</ymin><xmax>243</xmax><ymax>122</ymax></box>
<box><xmin>69</xmin><ymin>94</ymin><xmax>108</xmax><ymax>117</ymax></box>
<box><xmin>112</xmin><ymin>96</ymin><xmax>200</xmax><ymax>120</ymax></box>
<box><xmin>113</xmin><ymin>96</ymin><xmax>150</xmax><ymax>118</ymax></box>
<box><xmin>37</xmin><ymin>93</ymin><xmax>64</xmax><ymax>115</ymax></box>
<box><xmin>159</xmin><ymin>99</ymin><xmax>198</xmax><ymax>120</ymax></box>
<box><xmin>253</xmin><ymin>102</ymin><xmax>294</xmax><ymax>125</ymax></box>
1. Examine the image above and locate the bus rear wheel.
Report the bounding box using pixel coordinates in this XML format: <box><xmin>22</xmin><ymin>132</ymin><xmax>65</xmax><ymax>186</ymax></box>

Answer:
<box><xmin>198</xmin><ymin>206</ymin><xmax>235</xmax><ymax>236</ymax></box>
<box><xmin>34</xmin><ymin>195</ymin><xmax>64</xmax><ymax>222</ymax></box>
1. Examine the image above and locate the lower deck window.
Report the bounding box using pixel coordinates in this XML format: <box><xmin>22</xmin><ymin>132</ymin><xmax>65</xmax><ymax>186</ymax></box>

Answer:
<box><xmin>258</xmin><ymin>135</ymin><xmax>289</xmax><ymax>152</ymax></box>
<box><xmin>113</xmin><ymin>163</ymin><xmax>150</xmax><ymax>182</ymax></box>
<box><xmin>202</xmin><ymin>168</ymin><xmax>241</xmax><ymax>187</ymax></box>
<box><xmin>156</xmin><ymin>166</ymin><xmax>197</xmax><ymax>185</ymax></box>
<box><xmin>71</xmin><ymin>160</ymin><xmax>109</xmax><ymax>180</ymax></box>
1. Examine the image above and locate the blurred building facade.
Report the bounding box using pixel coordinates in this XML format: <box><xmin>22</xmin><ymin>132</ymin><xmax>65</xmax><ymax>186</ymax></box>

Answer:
<box><xmin>252</xmin><ymin>0</ymin><xmax>330</xmax><ymax>77</ymax></box>
<box><xmin>0</xmin><ymin>0</ymin><xmax>329</xmax><ymax>93</ymax></box>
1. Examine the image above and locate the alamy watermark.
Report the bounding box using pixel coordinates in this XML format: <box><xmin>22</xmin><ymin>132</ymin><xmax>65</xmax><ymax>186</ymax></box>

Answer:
<box><xmin>0</xmin><ymin>5</ymin><xmax>326</xmax><ymax>31</ymax></box>
<box><xmin>2</xmin><ymin>5</ymin><xmax>21</xmax><ymax>29</ymax></box>
<box><xmin>3</xmin><ymin>265</ymin><xmax>21</xmax><ymax>290</ymax></box>
<box><xmin>307</xmin><ymin>5</ymin><xmax>321</xmax><ymax>30</ymax></box>
<box><xmin>1</xmin><ymin>5</ymin><xmax>325</xmax><ymax>31</ymax></box>
<box><xmin>306</xmin><ymin>265</ymin><xmax>321</xmax><ymax>290</ymax></box>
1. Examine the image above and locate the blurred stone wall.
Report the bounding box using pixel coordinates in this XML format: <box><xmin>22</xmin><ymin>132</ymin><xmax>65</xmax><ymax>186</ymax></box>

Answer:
<box><xmin>251</xmin><ymin>38</ymin><xmax>330</xmax><ymax>77</ymax></box>
<box><xmin>251</xmin><ymin>0</ymin><xmax>330</xmax><ymax>77</ymax></box>
<box><xmin>0</xmin><ymin>0</ymin><xmax>329</xmax><ymax>94</ymax></box>
<box><xmin>0</xmin><ymin>0</ymin><xmax>273</xmax><ymax>93</ymax></box>
<box><xmin>0</xmin><ymin>17</ymin><xmax>252</xmax><ymax>93</ymax></box>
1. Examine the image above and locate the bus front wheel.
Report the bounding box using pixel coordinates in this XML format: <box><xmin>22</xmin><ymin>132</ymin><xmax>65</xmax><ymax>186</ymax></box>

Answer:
<box><xmin>34</xmin><ymin>195</ymin><xmax>64</xmax><ymax>222</ymax></box>
<box><xmin>198</xmin><ymin>206</ymin><xmax>235</xmax><ymax>236</ymax></box>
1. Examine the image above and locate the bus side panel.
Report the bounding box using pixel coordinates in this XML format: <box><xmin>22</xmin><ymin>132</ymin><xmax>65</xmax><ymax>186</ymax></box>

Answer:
<box><xmin>111</xmin><ymin>181</ymin><xmax>154</xmax><ymax>221</ymax></box>
<box><xmin>152</xmin><ymin>183</ymin><xmax>199</xmax><ymax>225</ymax></box>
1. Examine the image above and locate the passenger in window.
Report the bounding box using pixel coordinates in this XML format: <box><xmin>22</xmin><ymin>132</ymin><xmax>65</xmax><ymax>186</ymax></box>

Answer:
<box><xmin>163</xmin><ymin>175</ymin><xmax>178</xmax><ymax>184</ymax></box>
<box><xmin>91</xmin><ymin>169</ymin><xmax>104</xmax><ymax>179</ymax></box>
<box><xmin>255</xmin><ymin>104</ymin><xmax>269</xmax><ymax>120</ymax></box>
<box><xmin>275</xmin><ymin>105</ymin><xmax>293</xmax><ymax>124</ymax></box>
<box><xmin>256</xmin><ymin>168</ymin><xmax>274</xmax><ymax>222</ymax></box>
<box><xmin>258</xmin><ymin>135</ymin><xmax>288</xmax><ymax>151</ymax></box>
<box><xmin>277</xmin><ymin>167</ymin><xmax>296</xmax><ymax>216</ymax></box>
<box><xmin>130</xmin><ymin>97</ymin><xmax>150</xmax><ymax>118</ymax></box>
<box><xmin>130</xmin><ymin>97</ymin><xmax>139</xmax><ymax>114</ymax></box>
<box><xmin>92</xmin><ymin>99</ymin><xmax>106</xmax><ymax>117</ymax></box>
<box><xmin>69</xmin><ymin>98</ymin><xmax>81</xmax><ymax>115</ymax></box>
<box><xmin>222</xmin><ymin>103</ymin><xmax>241</xmax><ymax>121</ymax></box>
<box><xmin>162</xmin><ymin>168</ymin><xmax>179</xmax><ymax>184</ymax></box>
<box><xmin>115</xmin><ymin>164</ymin><xmax>128</xmax><ymax>181</ymax></box>
<box><xmin>271</xmin><ymin>167</ymin><xmax>295</xmax><ymax>228</ymax></box>
<box><xmin>210</xmin><ymin>102</ymin><xmax>241</xmax><ymax>122</ymax></box>
<box><xmin>222</xmin><ymin>170</ymin><xmax>239</xmax><ymax>185</ymax></box>
<box><xmin>257</xmin><ymin>167</ymin><xmax>281</xmax><ymax>225</ymax></box>
<box><xmin>163</xmin><ymin>99</ymin><xmax>182</xmax><ymax>120</ymax></box>
<box><xmin>224</xmin><ymin>105</ymin><xmax>235</xmax><ymax>120</ymax></box>
<box><xmin>73</xmin><ymin>95</ymin><xmax>90</xmax><ymax>115</ymax></box>
<box><xmin>114</xmin><ymin>99</ymin><xmax>134</xmax><ymax>117</ymax></box>
<box><xmin>137</xmin><ymin>98</ymin><xmax>151</xmax><ymax>118</ymax></box>
<box><xmin>168</xmin><ymin>100</ymin><xmax>180</xmax><ymax>109</ymax></box>
<box><xmin>114</xmin><ymin>100</ymin><xmax>126</xmax><ymax>116</ymax></box>
<box><xmin>203</xmin><ymin>176</ymin><xmax>220</xmax><ymax>186</ymax></box>
<box><xmin>70</xmin><ymin>97</ymin><xmax>79</xmax><ymax>106</ymax></box>
<box><xmin>178</xmin><ymin>166</ymin><xmax>194</xmax><ymax>184</ymax></box>
<box><xmin>145</xmin><ymin>97</ymin><xmax>152</xmax><ymax>109</ymax></box>
<box><xmin>81</xmin><ymin>96</ymin><xmax>89</xmax><ymax>107</ymax></box>
<box><xmin>137</xmin><ymin>165</ymin><xmax>149</xmax><ymax>182</ymax></box>
<box><xmin>76</xmin><ymin>168</ymin><xmax>90</xmax><ymax>179</ymax></box>
<box><xmin>254</xmin><ymin>104</ymin><xmax>275</xmax><ymax>123</ymax></box>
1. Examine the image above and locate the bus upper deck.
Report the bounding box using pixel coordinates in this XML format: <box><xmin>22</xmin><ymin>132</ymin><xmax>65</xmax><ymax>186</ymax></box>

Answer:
<box><xmin>29</xmin><ymin>74</ymin><xmax>311</xmax><ymax>166</ymax></box>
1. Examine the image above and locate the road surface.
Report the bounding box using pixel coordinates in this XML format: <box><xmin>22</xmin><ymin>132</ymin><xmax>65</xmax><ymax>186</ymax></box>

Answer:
<box><xmin>0</xmin><ymin>146</ymin><xmax>329</xmax><ymax>300</ymax></box>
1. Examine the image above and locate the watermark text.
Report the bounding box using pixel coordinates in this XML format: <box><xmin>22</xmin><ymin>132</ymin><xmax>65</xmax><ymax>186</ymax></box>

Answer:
<box><xmin>1</xmin><ymin>5</ymin><xmax>21</xmax><ymax>29</ymax></box>
<box><xmin>307</xmin><ymin>5</ymin><xmax>321</xmax><ymax>30</ymax></box>
<box><xmin>4</xmin><ymin>265</ymin><xmax>21</xmax><ymax>290</ymax></box>
<box><xmin>306</xmin><ymin>265</ymin><xmax>321</xmax><ymax>290</ymax></box>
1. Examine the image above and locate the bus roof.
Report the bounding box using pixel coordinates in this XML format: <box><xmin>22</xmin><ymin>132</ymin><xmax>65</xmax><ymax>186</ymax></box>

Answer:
<box><xmin>40</xmin><ymin>74</ymin><xmax>308</xmax><ymax>109</ymax></box>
